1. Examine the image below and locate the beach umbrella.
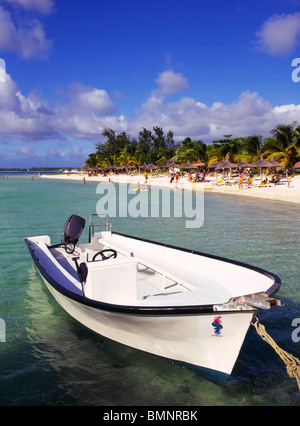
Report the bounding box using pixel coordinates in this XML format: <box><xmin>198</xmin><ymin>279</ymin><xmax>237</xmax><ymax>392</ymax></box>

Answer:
<box><xmin>91</xmin><ymin>167</ymin><xmax>103</xmax><ymax>173</ymax></box>
<box><xmin>116</xmin><ymin>164</ymin><xmax>135</xmax><ymax>174</ymax></box>
<box><xmin>250</xmin><ymin>155</ymin><xmax>273</xmax><ymax>168</ymax></box>
<box><xmin>235</xmin><ymin>160</ymin><xmax>251</xmax><ymax>168</ymax></box>
<box><xmin>164</xmin><ymin>161</ymin><xmax>180</xmax><ymax>168</ymax></box>
<box><xmin>191</xmin><ymin>160</ymin><xmax>206</xmax><ymax>168</ymax></box>
<box><xmin>102</xmin><ymin>165</ymin><xmax>116</xmax><ymax>172</ymax></box>
<box><xmin>207</xmin><ymin>160</ymin><xmax>220</xmax><ymax>169</ymax></box>
<box><xmin>215</xmin><ymin>159</ymin><xmax>236</xmax><ymax>178</ymax></box>
<box><xmin>268</xmin><ymin>156</ymin><xmax>282</xmax><ymax>168</ymax></box>
<box><xmin>181</xmin><ymin>160</ymin><xmax>196</xmax><ymax>169</ymax></box>
<box><xmin>250</xmin><ymin>156</ymin><xmax>273</xmax><ymax>182</ymax></box>
<box><xmin>117</xmin><ymin>164</ymin><xmax>134</xmax><ymax>169</ymax></box>
<box><xmin>139</xmin><ymin>163</ymin><xmax>149</xmax><ymax>169</ymax></box>
<box><xmin>146</xmin><ymin>163</ymin><xmax>159</xmax><ymax>172</ymax></box>
<box><xmin>216</xmin><ymin>159</ymin><xmax>236</xmax><ymax>169</ymax></box>
<box><xmin>80</xmin><ymin>166</ymin><xmax>91</xmax><ymax>172</ymax></box>
<box><xmin>293</xmin><ymin>161</ymin><xmax>300</xmax><ymax>169</ymax></box>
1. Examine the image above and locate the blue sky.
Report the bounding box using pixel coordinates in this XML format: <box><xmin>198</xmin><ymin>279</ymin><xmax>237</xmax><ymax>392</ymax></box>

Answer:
<box><xmin>0</xmin><ymin>0</ymin><xmax>300</xmax><ymax>168</ymax></box>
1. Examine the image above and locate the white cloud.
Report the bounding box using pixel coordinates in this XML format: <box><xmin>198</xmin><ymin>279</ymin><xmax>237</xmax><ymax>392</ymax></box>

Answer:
<box><xmin>255</xmin><ymin>12</ymin><xmax>300</xmax><ymax>56</ymax></box>
<box><xmin>0</xmin><ymin>73</ymin><xmax>60</xmax><ymax>140</ymax></box>
<box><xmin>0</xmin><ymin>5</ymin><xmax>52</xmax><ymax>58</ymax></box>
<box><xmin>127</xmin><ymin>90</ymin><xmax>297</xmax><ymax>141</ymax></box>
<box><xmin>154</xmin><ymin>70</ymin><xmax>189</xmax><ymax>96</ymax></box>
<box><xmin>70</xmin><ymin>84</ymin><xmax>117</xmax><ymax>115</ymax></box>
<box><xmin>273</xmin><ymin>104</ymin><xmax>300</xmax><ymax>113</ymax></box>
<box><xmin>17</xmin><ymin>144</ymin><xmax>35</xmax><ymax>157</ymax></box>
<box><xmin>1</xmin><ymin>70</ymin><xmax>300</xmax><ymax>167</ymax></box>
<box><xmin>51</xmin><ymin>83</ymin><xmax>118</xmax><ymax>140</ymax></box>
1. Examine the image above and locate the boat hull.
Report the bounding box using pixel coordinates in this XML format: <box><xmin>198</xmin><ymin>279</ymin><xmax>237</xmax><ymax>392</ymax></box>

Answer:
<box><xmin>41</xmin><ymin>274</ymin><xmax>253</xmax><ymax>385</ymax></box>
<box><xmin>25</xmin><ymin>226</ymin><xmax>280</xmax><ymax>385</ymax></box>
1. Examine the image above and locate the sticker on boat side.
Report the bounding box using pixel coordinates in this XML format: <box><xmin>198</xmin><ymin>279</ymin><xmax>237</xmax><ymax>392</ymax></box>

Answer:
<box><xmin>212</xmin><ymin>316</ymin><xmax>223</xmax><ymax>337</ymax></box>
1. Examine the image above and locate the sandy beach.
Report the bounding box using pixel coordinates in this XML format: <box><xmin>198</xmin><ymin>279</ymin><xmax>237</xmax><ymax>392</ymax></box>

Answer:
<box><xmin>41</xmin><ymin>172</ymin><xmax>300</xmax><ymax>205</ymax></box>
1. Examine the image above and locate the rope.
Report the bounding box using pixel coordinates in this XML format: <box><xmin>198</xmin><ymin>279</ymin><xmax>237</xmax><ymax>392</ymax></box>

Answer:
<box><xmin>251</xmin><ymin>316</ymin><xmax>300</xmax><ymax>391</ymax></box>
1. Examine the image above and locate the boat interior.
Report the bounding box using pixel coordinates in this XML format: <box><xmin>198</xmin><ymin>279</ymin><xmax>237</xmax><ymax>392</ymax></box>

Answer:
<box><xmin>44</xmin><ymin>214</ymin><xmax>280</xmax><ymax>310</ymax></box>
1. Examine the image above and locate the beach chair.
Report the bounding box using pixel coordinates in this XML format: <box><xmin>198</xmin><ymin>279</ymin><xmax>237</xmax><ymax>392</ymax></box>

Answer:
<box><xmin>259</xmin><ymin>180</ymin><xmax>271</xmax><ymax>188</ymax></box>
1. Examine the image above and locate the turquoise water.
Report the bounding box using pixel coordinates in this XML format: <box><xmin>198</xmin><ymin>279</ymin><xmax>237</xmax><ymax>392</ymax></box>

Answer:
<box><xmin>1</xmin><ymin>174</ymin><xmax>300</xmax><ymax>406</ymax></box>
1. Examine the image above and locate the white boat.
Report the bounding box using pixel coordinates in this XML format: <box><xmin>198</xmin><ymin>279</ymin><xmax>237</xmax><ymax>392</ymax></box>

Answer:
<box><xmin>25</xmin><ymin>214</ymin><xmax>281</xmax><ymax>385</ymax></box>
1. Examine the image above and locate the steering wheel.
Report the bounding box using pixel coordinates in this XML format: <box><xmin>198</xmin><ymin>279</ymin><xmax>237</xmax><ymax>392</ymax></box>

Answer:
<box><xmin>92</xmin><ymin>249</ymin><xmax>117</xmax><ymax>261</ymax></box>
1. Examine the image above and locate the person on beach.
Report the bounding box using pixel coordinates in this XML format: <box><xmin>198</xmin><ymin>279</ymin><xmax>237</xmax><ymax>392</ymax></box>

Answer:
<box><xmin>175</xmin><ymin>171</ymin><xmax>179</xmax><ymax>184</ymax></box>
<box><xmin>170</xmin><ymin>173</ymin><xmax>174</xmax><ymax>183</ymax></box>
<box><xmin>238</xmin><ymin>173</ymin><xmax>243</xmax><ymax>190</ymax></box>
<box><xmin>83</xmin><ymin>177</ymin><xmax>86</xmax><ymax>184</ymax></box>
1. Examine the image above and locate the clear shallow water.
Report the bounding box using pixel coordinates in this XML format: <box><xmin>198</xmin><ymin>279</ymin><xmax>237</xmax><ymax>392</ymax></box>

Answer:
<box><xmin>1</xmin><ymin>174</ymin><xmax>300</xmax><ymax>406</ymax></box>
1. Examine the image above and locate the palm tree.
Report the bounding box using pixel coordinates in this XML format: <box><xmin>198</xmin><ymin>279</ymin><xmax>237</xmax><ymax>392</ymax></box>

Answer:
<box><xmin>175</xmin><ymin>138</ymin><xmax>207</xmax><ymax>165</ymax></box>
<box><xmin>85</xmin><ymin>153</ymin><xmax>99</xmax><ymax>168</ymax></box>
<box><xmin>262</xmin><ymin>122</ymin><xmax>300</xmax><ymax>168</ymax></box>
<box><xmin>270</xmin><ymin>122</ymin><xmax>299</xmax><ymax>148</ymax></box>
<box><xmin>241</xmin><ymin>135</ymin><xmax>263</xmax><ymax>160</ymax></box>
<box><xmin>286</xmin><ymin>145</ymin><xmax>300</xmax><ymax>170</ymax></box>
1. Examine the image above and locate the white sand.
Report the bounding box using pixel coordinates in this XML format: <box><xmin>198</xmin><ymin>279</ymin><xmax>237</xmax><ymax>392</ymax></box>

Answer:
<box><xmin>41</xmin><ymin>172</ymin><xmax>300</xmax><ymax>205</ymax></box>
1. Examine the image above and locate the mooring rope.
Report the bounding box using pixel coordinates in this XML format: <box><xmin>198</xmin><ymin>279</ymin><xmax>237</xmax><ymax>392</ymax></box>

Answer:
<box><xmin>251</xmin><ymin>316</ymin><xmax>300</xmax><ymax>391</ymax></box>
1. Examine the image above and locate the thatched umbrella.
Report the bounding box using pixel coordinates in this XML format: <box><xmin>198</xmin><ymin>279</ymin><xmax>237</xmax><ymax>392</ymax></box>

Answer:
<box><xmin>207</xmin><ymin>160</ymin><xmax>220</xmax><ymax>169</ymax></box>
<box><xmin>141</xmin><ymin>163</ymin><xmax>159</xmax><ymax>173</ymax></box>
<box><xmin>164</xmin><ymin>160</ymin><xmax>180</xmax><ymax>168</ymax></box>
<box><xmin>251</xmin><ymin>155</ymin><xmax>273</xmax><ymax>168</ymax></box>
<box><xmin>102</xmin><ymin>165</ymin><xmax>116</xmax><ymax>173</ymax></box>
<box><xmin>181</xmin><ymin>160</ymin><xmax>195</xmax><ymax>169</ymax></box>
<box><xmin>268</xmin><ymin>156</ymin><xmax>282</xmax><ymax>168</ymax></box>
<box><xmin>293</xmin><ymin>161</ymin><xmax>300</xmax><ymax>169</ymax></box>
<box><xmin>146</xmin><ymin>163</ymin><xmax>159</xmax><ymax>170</ymax></box>
<box><xmin>216</xmin><ymin>159</ymin><xmax>236</xmax><ymax>178</ymax></box>
<box><xmin>80</xmin><ymin>166</ymin><xmax>91</xmax><ymax>173</ymax></box>
<box><xmin>216</xmin><ymin>159</ymin><xmax>236</xmax><ymax>170</ymax></box>
<box><xmin>235</xmin><ymin>160</ymin><xmax>251</xmax><ymax>168</ymax></box>
<box><xmin>118</xmin><ymin>164</ymin><xmax>134</xmax><ymax>170</ymax></box>
<box><xmin>191</xmin><ymin>160</ymin><xmax>206</xmax><ymax>168</ymax></box>
<box><xmin>91</xmin><ymin>167</ymin><xmax>103</xmax><ymax>173</ymax></box>
<box><xmin>251</xmin><ymin>156</ymin><xmax>273</xmax><ymax>182</ymax></box>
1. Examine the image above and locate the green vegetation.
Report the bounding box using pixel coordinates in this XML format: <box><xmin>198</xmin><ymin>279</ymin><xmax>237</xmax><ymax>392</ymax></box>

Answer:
<box><xmin>85</xmin><ymin>122</ymin><xmax>300</xmax><ymax>170</ymax></box>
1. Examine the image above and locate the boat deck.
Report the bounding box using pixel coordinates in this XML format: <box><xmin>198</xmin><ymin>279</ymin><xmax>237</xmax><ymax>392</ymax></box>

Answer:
<box><xmin>50</xmin><ymin>245</ymin><xmax>232</xmax><ymax>306</ymax></box>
